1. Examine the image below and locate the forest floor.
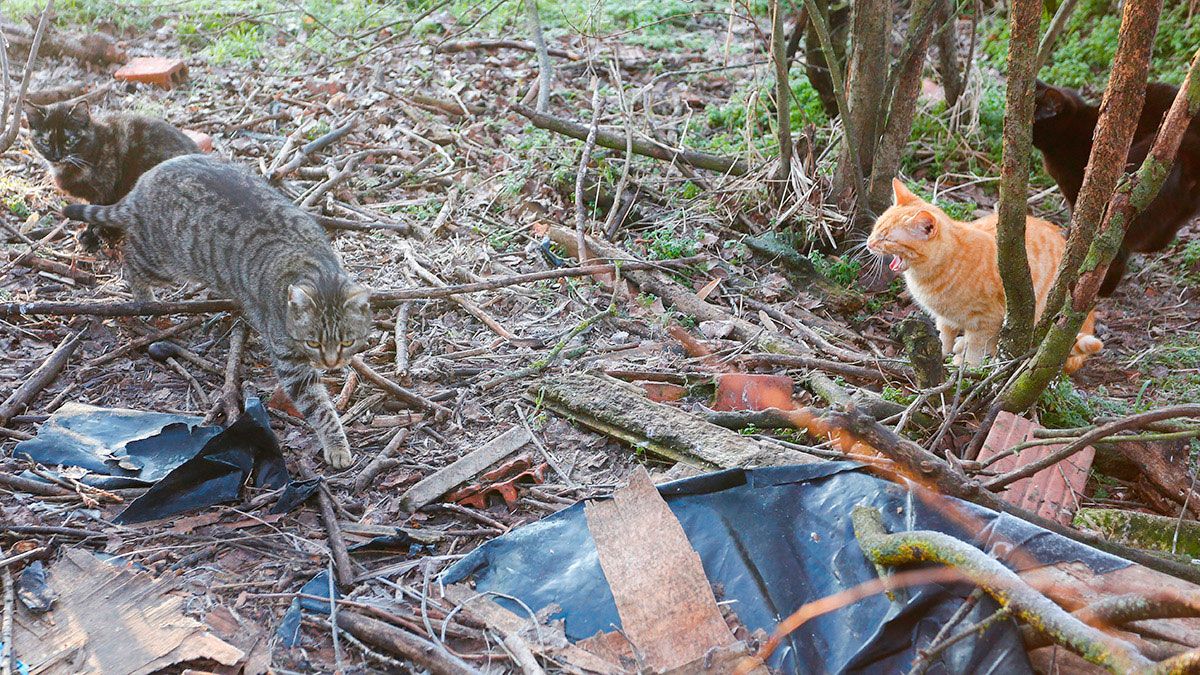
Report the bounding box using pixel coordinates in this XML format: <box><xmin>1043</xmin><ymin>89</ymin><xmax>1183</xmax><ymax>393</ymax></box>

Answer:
<box><xmin>1</xmin><ymin>1</ymin><xmax>1199</xmax><ymax>672</ymax></box>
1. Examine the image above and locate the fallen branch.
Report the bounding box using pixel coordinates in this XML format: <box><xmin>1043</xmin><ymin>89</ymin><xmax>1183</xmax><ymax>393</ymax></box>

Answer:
<box><xmin>0</xmin><ymin>473</ymin><xmax>72</xmax><ymax>497</ymax></box>
<box><xmin>851</xmin><ymin>505</ymin><xmax>1152</xmax><ymax>672</ymax></box>
<box><xmin>353</xmin><ymin>428</ymin><xmax>410</xmax><ymax>493</ymax></box>
<box><xmin>1</xmin><ymin>20</ymin><xmax>124</xmax><ymax>64</ymax></box>
<box><xmin>0</xmin><ymin>331</ymin><xmax>81</xmax><ymax>428</ymax></box>
<box><xmin>513</xmin><ymin>103</ymin><xmax>749</xmax><ymax>175</ymax></box>
<box><xmin>1023</xmin><ymin>590</ymin><xmax>1200</xmax><ymax>649</ymax></box>
<box><xmin>0</xmin><ymin>1</ymin><xmax>50</xmax><ymax>154</ymax></box>
<box><xmin>437</xmin><ymin>37</ymin><xmax>579</xmax><ymax>60</ymax></box>
<box><xmin>334</xmin><ymin>611</ymin><xmax>477</xmax><ymax>675</ymax></box>
<box><xmin>351</xmin><ymin>357</ymin><xmax>453</xmax><ymax>421</ymax></box>
<box><xmin>0</xmin><ymin>257</ymin><xmax>705</xmax><ymax>317</ymax></box>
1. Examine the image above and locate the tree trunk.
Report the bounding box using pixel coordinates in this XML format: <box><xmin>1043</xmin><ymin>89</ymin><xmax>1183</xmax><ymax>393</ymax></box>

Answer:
<box><xmin>1003</xmin><ymin>42</ymin><xmax>1197</xmax><ymax>415</ymax></box>
<box><xmin>771</xmin><ymin>0</ymin><xmax>794</xmax><ymax>193</ymax></box>
<box><xmin>831</xmin><ymin>0</ymin><xmax>890</xmax><ymax>209</ymax></box>
<box><xmin>802</xmin><ymin>0</ymin><xmax>849</xmax><ymax>121</ymax></box>
<box><xmin>864</xmin><ymin>0</ymin><xmax>938</xmax><ymax>219</ymax></box>
<box><xmin>996</xmin><ymin>0</ymin><xmax>1041</xmax><ymax>356</ymax></box>
<box><xmin>934</xmin><ymin>0</ymin><xmax>964</xmax><ymax>107</ymax></box>
<box><xmin>1035</xmin><ymin>0</ymin><xmax>1164</xmax><ymax>342</ymax></box>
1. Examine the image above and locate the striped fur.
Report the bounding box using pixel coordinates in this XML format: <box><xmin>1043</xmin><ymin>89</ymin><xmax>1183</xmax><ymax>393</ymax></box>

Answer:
<box><xmin>64</xmin><ymin>155</ymin><xmax>372</xmax><ymax>468</ymax></box>
<box><xmin>25</xmin><ymin>101</ymin><xmax>199</xmax><ymax>250</ymax></box>
<box><xmin>867</xmin><ymin>179</ymin><xmax>1102</xmax><ymax>374</ymax></box>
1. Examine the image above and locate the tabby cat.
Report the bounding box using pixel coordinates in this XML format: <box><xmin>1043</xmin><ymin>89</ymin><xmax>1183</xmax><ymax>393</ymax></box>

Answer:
<box><xmin>868</xmin><ymin>179</ymin><xmax>1102</xmax><ymax>373</ymax></box>
<box><xmin>64</xmin><ymin>155</ymin><xmax>371</xmax><ymax>469</ymax></box>
<box><xmin>25</xmin><ymin>100</ymin><xmax>199</xmax><ymax>249</ymax></box>
<box><xmin>1033</xmin><ymin>80</ymin><xmax>1200</xmax><ymax>295</ymax></box>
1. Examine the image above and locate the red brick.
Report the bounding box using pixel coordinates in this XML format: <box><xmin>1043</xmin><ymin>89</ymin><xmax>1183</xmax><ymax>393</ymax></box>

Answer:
<box><xmin>712</xmin><ymin>372</ymin><xmax>795</xmax><ymax>412</ymax></box>
<box><xmin>977</xmin><ymin>411</ymin><xmax>1094</xmax><ymax>525</ymax></box>
<box><xmin>114</xmin><ymin>57</ymin><xmax>188</xmax><ymax>89</ymax></box>
<box><xmin>640</xmin><ymin>381</ymin><xmax>686</xmax><ymax>403</ymax></box>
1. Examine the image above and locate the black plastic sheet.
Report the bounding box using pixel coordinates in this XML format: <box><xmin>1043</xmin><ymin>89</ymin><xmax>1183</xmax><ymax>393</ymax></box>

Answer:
<box><xmin>445</xmin><ymin>463</ymin><xmax>1130</xmax><ymax>674</ymax></box>
<box><xmin>14</xmin><ymin>398</ymin><xmax>291</xmax><ymax>524</ymax></box>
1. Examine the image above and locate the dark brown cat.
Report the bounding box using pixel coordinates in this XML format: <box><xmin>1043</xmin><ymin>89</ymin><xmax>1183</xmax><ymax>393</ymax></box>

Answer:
<box><xmin>25</xmin><ymin>100</ymin><xmax>200</xmax><ymax>249</ymax></box>
<box><xmin>1033</xmin><ymin>80</ymin><xmax>1200</xmax><ymax>296</ymax></box>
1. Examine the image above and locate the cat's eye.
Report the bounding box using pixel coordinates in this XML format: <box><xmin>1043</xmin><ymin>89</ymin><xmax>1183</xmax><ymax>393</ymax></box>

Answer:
<box><xmin>305</xmin><ymin>340</ymin><xmax>320</xmax><ymax>349</ymax></box>
<box><xmin>340</xmin><ymin>340</ymin><xmax>354</xmax><ymax>347</ymax></box>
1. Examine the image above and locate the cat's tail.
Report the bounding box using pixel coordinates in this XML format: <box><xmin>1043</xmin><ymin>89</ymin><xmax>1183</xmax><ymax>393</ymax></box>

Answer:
<box><xmin>62</xmin><ymin>202</ymin><xmax>132</xmax><ymax>229</ymax></box>
<box><xmin>1064</xmin><ymin>311</ymin><xmax>1103</xmax><ymax>374</ymax></box>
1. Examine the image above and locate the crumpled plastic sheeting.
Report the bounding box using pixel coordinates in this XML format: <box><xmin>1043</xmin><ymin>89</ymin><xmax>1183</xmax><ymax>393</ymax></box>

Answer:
<box><xmin>446</xmin><ymin>463</ymin><xmax>1131</xmax><ymax>674</ymax></box>
<box><xmin>14</xmin><ymin>398</ymin><xmax>290</xmax><ymax>523</ymax></box>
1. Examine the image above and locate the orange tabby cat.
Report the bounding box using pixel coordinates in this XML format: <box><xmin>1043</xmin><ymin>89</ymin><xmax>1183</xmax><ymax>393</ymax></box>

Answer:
<box><xmin>867</xmin><ymin>179</ymin><xmax>1102</xmax><ymax>373</ymax></box>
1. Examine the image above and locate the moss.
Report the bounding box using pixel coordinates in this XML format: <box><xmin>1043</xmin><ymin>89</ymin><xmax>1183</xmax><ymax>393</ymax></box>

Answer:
<box><xmin>1074</xmin><ymin>507</ymin><xmax>1200</xmax><ymax>559</ymax></box>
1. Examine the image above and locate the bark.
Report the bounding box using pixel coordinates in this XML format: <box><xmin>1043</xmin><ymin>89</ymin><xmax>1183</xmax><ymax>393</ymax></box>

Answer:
<box><xmin>1034</xmin><ymin>0</ymin><xmax>1165</xmax><ymax>342</ymax></box>
<box><xmin>1003</xmin><ymin>41</ymin><xmax>1195</xmax><ymax>413</ymax></box>
<box><xmin>934</xmin><ymin>0</ymin><xmax>964</xmax><ymax>107</ymax></box>
<box><xmin>831</xmin><ymin>0</ymin><xmax>889</xmax><ymax>208</ymax></box>
<box><xmin>995</xmin><ymin>0</ymin><xmax>1041</xmax><ymax>355</ymax></box>
<box><xmin>771</xmin><ymin>0</ymin><xmax>794</xmax><ymax>192</ymax></box>
<box><xmin>864</xmin><ymin>0</ymin><xmax>938</xmax><ymax>220</ymax></box>
<box><xmin>801</xmin><ymin>0</ymin><xmax>849</xmax><ymax>120</ymax></box>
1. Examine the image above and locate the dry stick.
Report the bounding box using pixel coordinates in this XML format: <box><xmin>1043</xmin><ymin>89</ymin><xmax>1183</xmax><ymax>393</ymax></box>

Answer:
<box><xmin>852</xmin><ymin>506</ymin><xmax>1152</xmax><ymax>672</ymax></box>
<box><xmin>985</xmin><ymin>405</ymin><xmax>1200</xmax><ymax>491</ymax></box>
<box><xmin>1036</xmin><ymin>0</ymin><xmax>1081</xmax><ymax>70</ymax></box>
<box><xmin>1022</xmin><ymin>590</ymin><xmax>1200</xmax><ymax>650</ymax></box>
<box><xmin>298</xmin><ymin>467</ymin><xmax>356</xmax><ymax>589</ymax></box>
<box><xmin>0</xmin><ymin>547</ymin><xmax>44</xmax><ymax>571</ymax></box>
<box><xmin>0</xmin><ymin>473</ymin><xmax>72</xmax><ymax>497</ymax></box>
<box><xmin>907</xmin><ymin>590</ymin><xmax>982</xmax><ymax>675</ymax></box>
<box><xmin>268</xmin><ymin>114</ymin><xmax>360</xmax><ymax>181</ymax></box>
<box><xmin>574</xmin><ymin>81</ymin><xmax>602</xmax><ymax>265</ymax></box>
<box><xmin>351</xmin><ymin>357</ymin><xmax>453</xmax><ymax>421</ymax></box>
<box><xmin>429</xmin><ymin>189</ymin><xmax>459</xmax><ymax>237</ymax></box>
<box><xmin>0</xmin><ymin>331</ymin><xmax>81</xmax><ymax>428</ymax></box>
<box><xmin>0</xmin><ymin>258</ymin><xmax>707</xmax><ymax>317</ymax></box>
<box><xmin>736</xmin><ymin>353</ymin><xmax>890</xmax><ymax>383</ymax></box>
<box><xmin>602</xmin><ymin>57</ymin><xmax>635</xmax><ymax>241</ymax></box>
<box><xmin>994</xmin><ymin>0</ymin><xmax>1041</xmax><ymax>355</ymax></box>
<box><xmin>0</xmin><ymin>0</ymin><xmax>50</xmax><ymax>153</ymax></box>
<box><xmin>769</xmin><ymin>0</ymin><xmax>793</xmax><ymax>191</ymax></box>
<box><xmin>512</xmin><ymin>103</ymin><xmax>749</xmax><ymax>175</ymax></box>
<box><xmin>406</xmin><ymin>254</ymin><xmax>535</xmax><ymax>346</ymax></box>
<box><xmin>85</xmin><ymin>316</ymin><xmax>206</xmax><ymax>368</ymax></box>
<box><xmin>353</xmin><ymin>428</ymin><xmax>410</xmax><ymax>493</ymax></box>
<box><xmin>393</xmin><ymin>303</ymin><xmax>411</xmax><ymax>380</ymax></box>
<box><xmin>334</xmin><ymin>611</ymin><xmax>477</xmax><ymax>675</ymax></box>
<box><xmin>522</xmin><ymin>0</ymin><xmax>553</xmax><ymax>112</ymax></box>
<box><xmin>1</xmin><ymin>569</ymin><xmax>11</xmax><ymax>675</ymax></box>
<box><xmin>164</xmin><ymin>356</ymin><xmax>209</xmax><ymax>408</ymax></box>
<box><xmin>910</xmin><ymin>607</ymin><xmax>1013</xmax><ymax>674</ymax></box>
<box><xmin>437</xmin><ymin>37</ymin><xmax>577</xmax><ymax>60</ymax></box>
<box><xmin>217</xmin><ymin>322</ymin><xmax>247</xmax><ymax>424</ymax></box>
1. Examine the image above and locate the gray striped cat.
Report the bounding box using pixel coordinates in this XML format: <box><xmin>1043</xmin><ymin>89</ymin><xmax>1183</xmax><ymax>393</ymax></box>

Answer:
<box><xmin>64</xmin><ymin>155</ymin><xmax>371</xmax><ymax>469</ymax></box>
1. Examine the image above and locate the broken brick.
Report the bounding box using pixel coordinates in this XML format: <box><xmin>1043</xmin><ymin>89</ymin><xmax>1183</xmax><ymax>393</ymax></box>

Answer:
<box><xmin>182</xmin><ymin>129</ymin><xmax>214</xmax><ymax>152</ymax></box>
<box><xmin>640</xmin><ymin>381</ymin><xmax>686</xmax><ymax>403</ymax></box>
<box><xmin>712</xmin><ymin>372</ymin><xmax>796</xmax><ymax>412</ymax></box>
<box><xmin>114</xmin><ymin>57</ymin><xmax>188</xmax><ymax>89</ymax></box>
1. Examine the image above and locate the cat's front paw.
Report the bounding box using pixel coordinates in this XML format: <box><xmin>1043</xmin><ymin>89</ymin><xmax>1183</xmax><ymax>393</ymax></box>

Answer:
<box><xmin>324</xmin><ymin>445</ymin><xmax>353</xmax><ymax>469</ymax></box>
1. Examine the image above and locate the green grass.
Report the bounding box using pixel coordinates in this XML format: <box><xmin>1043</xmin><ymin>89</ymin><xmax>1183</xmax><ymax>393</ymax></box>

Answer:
<box><xmin>982</xmin><ymin>0</ymin><xmax>1200</xmax><ymax>89</ymax></box>
<box><xmin>643</xmin><ymin>227</ymin><xmax>700</xmax><ymax>260</ymax></box>
<box><xmin>806</xmin><ymin>250</ymin><xmax>861</xmax><ymax>287</ymax></box>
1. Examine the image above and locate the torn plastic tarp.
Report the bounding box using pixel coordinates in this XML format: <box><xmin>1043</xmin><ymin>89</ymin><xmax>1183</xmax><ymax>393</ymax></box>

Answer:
<box><xmin>445</xmin><ymin>462</ymin><xmax>1132</xmax><ymax>674</ymax></box>
<box><xmin>14</xmin><ymin>398</ymin><xmax>290</xmax><ymax>524</ymax></box>
<box><xmin>277</xmin><ymin>571</ymin><xmax>341</xmax><ymax>648</ymax></box>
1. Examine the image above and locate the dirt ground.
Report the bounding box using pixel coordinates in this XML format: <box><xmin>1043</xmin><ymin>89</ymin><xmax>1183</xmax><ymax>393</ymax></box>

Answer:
<box><xmin>1</xmin><ymin>3</ymin><xmax>1198</xmax><ymax>672</ymax></box>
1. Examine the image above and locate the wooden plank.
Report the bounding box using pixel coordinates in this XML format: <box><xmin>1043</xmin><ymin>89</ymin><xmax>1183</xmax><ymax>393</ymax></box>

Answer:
<box><xmin>977</xmin><ymin>411</ymin><xmax>1094</xmax><ymax>525</ymax></box>
<box><xmin>399</xmin><ymin>426</ymin><xmax>532</xmax><ymax>511</ymax></box>
<box><xmin>583</xmin><ymin>467</ymin><xmax>736</xmax><ymax>672</ymax></box>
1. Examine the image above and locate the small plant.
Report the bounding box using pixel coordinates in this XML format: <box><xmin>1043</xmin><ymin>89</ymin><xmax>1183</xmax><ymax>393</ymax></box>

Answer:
<box><xmin>1037</xmin><ymin>378</ymin><xmax>1094</xmax><ymax>429</ymax></box>
<box><xmin>644</xmin><ymin>228</ymin><xmax>700</xmax><ymax>260</ymax></box>
<box><xmin>807</xmin><ymin>251</ymin><xmax>861</xmax><ymax>287</ymax></box>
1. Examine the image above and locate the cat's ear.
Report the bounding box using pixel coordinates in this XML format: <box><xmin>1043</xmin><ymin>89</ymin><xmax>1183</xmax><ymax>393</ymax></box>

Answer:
<box><xmin>1034</xmin><ymin>84</ymin><xmax>1068</xmax><ymax>121</ymax></box>
<box><xmin>908</xmin><ymin>210</ymin><xmax>938</xmax><ymax>239</ymax></box>
<box><xmin>22</xmin><ymin>103</ymin><xmax>45</xmax><ymax>127</ymax></box>
<box><xmin>288</xmin><ymin>285</ymin><xmax>317</xmax><ymax>312</ymax></box>
<box><xmin>342</xmin><ymin>284</ymin><xmax>371</xmax><ymax>311</ymax></box>
<box><xmin>67</xmin><ymin>100</ymin><xmax>90</xmax><ymax>123</ymax></box>
<box><xmin>892</xmin><ymin>178</ymin><xmax>920</xmax><ymax>206</ymax></box>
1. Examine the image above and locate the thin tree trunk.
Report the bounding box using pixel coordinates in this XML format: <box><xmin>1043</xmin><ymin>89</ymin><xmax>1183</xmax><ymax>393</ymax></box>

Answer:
<box><xmin>865</xmin><ymin>0</ymin><xmax>938</xmax><ymax>219</ymax></box>
<box><xmin>1034</xmin><ymin>0</ymin><xmax>1165</xmax><ymax>342</ymax></box>
<box><xmin>1036</xmin><ymin>0</ymin><xmax>1081</xmax><ymax>71</ymax></box>
<box><xmin>522</xmin><ymin>0</ymin><xmax>552</xmax><ymax>112</ymax></box>
<box><xmin>802</xmin><ymin>0</ymin><xmax>849</xmax><ymax>121</ymax></box>
<box><xmin>831</xmin><ymin>0</ymin><xmax>890</xmax><ymax>209</ymax></box>
<box><xmin>996</xmin><ymin>0</ymin><xmax>1042</xmax><ymax>355</ymax></box>
<box><xmin>935</xmin><ymin>0</ymin><xmax>964</xmax><ymax>106</ymax></box>
<box><xmin>771</xmin><ymin>0</ymin><xmax>793</xmax><ymax>193</ymax></box>
<box><xmin>1002</xmin><ymin>3</ymin><xmax>1178</xmax><ymax>414</ymax></box>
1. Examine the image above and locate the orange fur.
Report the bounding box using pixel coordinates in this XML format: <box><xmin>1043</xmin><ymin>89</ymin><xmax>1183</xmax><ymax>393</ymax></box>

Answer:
<box><xmin>867</xmin><ymin>179</ymin><xmax>1101</xmax><ymax>374</ymax></box>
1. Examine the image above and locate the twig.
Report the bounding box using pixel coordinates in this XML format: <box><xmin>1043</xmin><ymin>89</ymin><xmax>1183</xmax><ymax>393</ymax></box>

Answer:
<box><xmin>215</xmin><ymin>322</ymin><xmax>247</xmax><ymax>424</ymax></box>
<box><xmin>438</xmin><ymin>37</ymin><xmax>577</xmax><ymax>60</ymax></box>
<box><xmin>480</xmin><ymin>305</ymin><xmax>615</xmax><ymax>391</ymax></box>
<box><xmin>268</xmin><ymin>114</ymin><xmax>360</xmax><ymax>181</ymax></box>
<box><xmin>0</xmin><ymin>0</ymin><xmax>50</xmax><ymax>154</ymax></box>
<box><xmin>333</xmin><ymin>611</ymin><xmax>477</xmax><ymax>674</ymax></box>
<box><xmin>309</xmin><ymin>472</ymin><xmax>354</xmax><ymax>588</ymax></box>
<box><xmin>909</xmin><ymin>607</ymin><xmax>1012</xmax><ymax>674</ymax></box>
<box><xmin>735</xmin><ymin>353</ymin><xmax>891</xmax><ymax>382</ymax></box>
<box><xmin>522</xmin><ymin>0</ymin><xmax>553</xmax><ymax>111</ymax></box>
<box><xmin>394</xmin><ymin>303</ymin><xmax>411</xmax><ymax>381</ymax></box>
<box><xmin>574</xmin><ymin>80</ymin><xmax>602</xmax><ymax>265</ymax></box>
<box><xmin>0</xmin><ymin>331</ymin><xmax>82</xmax><ymax>428</ymax></box>
<box><xmin>0</xmin><ymin>546</ymin><xmax>46</xmax><ymax>570</ymax></box>
<box><xmin>406</xmin><ymin>252</ymin><xmax>538</xmax><ymax>346</ymax></box>
<box><xmin>602</xmin><ymin>57</ymin><xmax>635</xmax><ymax>240</ymax></box>
<box><xmin>513</xmin><ymin>103</ymin><xmax>749</xmax><ymax>175</ymax></box>
<box><xmin>1036</xmin><ymin>0</ymin><xmax>1081</xmax><ymax>70</ymax></box>
<box><xmin>351</xmin><ymin>357</ymin><xmax>454</xmax><ymax>421</ymax></box>
<box><xmin>85</xmin><ymin>316</ymin><xmax>206</xmax><ymax>368</ymax></box>
<box><xmin>907</xmin><ymin>590</ymin><xmax>982</xmax><ymax>675</ymax></box>
<box><xmin>353</xmin><ymin>428</ymin><xmax>410</xmax><ymax>493</ymax></box>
